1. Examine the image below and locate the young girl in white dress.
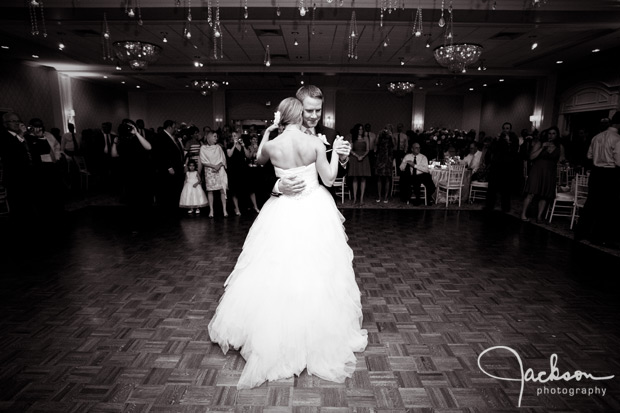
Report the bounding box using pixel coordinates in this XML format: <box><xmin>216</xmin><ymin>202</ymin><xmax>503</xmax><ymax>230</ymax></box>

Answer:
<box><xmin>208</xmin><ymin>97</ymin><xmax>368</xmax><ymax>389</ymax></box>
<box><xmin>179</xmin><ymin>160</ymin><xmax>208</xmax><ymax>214</ymax></box>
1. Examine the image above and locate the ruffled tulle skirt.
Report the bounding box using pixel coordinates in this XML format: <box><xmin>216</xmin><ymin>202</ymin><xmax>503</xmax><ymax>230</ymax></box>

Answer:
<box><xmin>208</xmin><ymin>185</ymin><xmax>367</xmax><ymax>389</ymax></box>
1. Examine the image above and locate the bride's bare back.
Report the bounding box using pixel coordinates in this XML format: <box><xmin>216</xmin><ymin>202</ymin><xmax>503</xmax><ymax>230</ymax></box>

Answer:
<box><xmin>267</xmin><ymin>128</ymin><xmax>322</xmax><ymax>169</ymax></box>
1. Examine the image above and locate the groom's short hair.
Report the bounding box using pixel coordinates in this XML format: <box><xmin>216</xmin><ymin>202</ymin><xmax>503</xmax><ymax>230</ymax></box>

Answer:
<box><xmin>296</xmin><ymin>85</ymin><xmax>323</xmax><ymax>102</ymax></box>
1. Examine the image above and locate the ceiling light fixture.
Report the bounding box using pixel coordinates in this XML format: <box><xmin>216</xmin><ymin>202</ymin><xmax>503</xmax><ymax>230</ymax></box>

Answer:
<box><xmin>435</xmin><ymin>43</ymin><xmax>483</xmax><ymax>73</ymax></box>
<box><xmin>191</xmin><ymin>79</ymin><xmax>220</xmax><ymax>95</ymax></box>
<box><xmin>58</xmin><ymin>42</ymin><xmax>65</xmax><ymax>51</ymax></box>
<box><xmin>387</xmin><ymin>81</ymin><xmax>415</xmax><ymax>97</ymax></box>
<box><xmin>592</xmin><ymin>48</ymin><xmax>600</xmax><ymax>53</ymax></box>
<box><xmin>477</xmin><ymin>59</ymin><xmax>487</xmax><ymax>71</ymax></box>
<box><xmin>161</xmin><ymin>32</ymin><xmax>168</xmax><ymax>43</ymax></box>
<box><xmin>29</xmin><ymin>0</ymin><xmax>47</xmax><ymax>37</ymax></box>
<box><xmin>113</xmin><ymin>41</ymin><xmax>162</xmax><ymax>70</ymax></box>
<box><xmin>556</xmin><ymin>60</ymin><xmax>563</xmax><ymax>64</ymax></box>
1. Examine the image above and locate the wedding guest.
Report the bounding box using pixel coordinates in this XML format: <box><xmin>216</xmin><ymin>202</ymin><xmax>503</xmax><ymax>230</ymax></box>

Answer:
<box><xmin>520</xmin><ymin>126</ymin><xmax>564</xmax><ymax>223</ymax></box>
<box><xmin>575</xmin><ymin>112</ymin><xmax>620</xmax><ymax>247</ymax></box>
<box><xmin>374</xmin><ymin>128</ymin><xmax>394</xmax><ymax>203</ymax></box>
<box><xmin>461</xmin><ymin>142</ymin><xmax>482</xmax><ymax>173</ymax></box>
<box><xmin>0</xmin><ymin>113</ymin><xmax>36</xmax><ymax>216</ymax></box>
<box><xmin>153</xmin><ymin>120</ymin><xmax>185</xmax><ymax>215</ymax></box>
<box><xmin>400</xmin><ymin>142</ymin><xmax>435</xmax><ymax>206</ymax></box>
<box><xmin>201</xmin><ymin>130</ymin><xmax>228</xmax><ymax>218</ymax></box>
<box><xmin>347</xmin><ymin>123</ymin><xmax>371</xmax><ymax>205</ymax></box>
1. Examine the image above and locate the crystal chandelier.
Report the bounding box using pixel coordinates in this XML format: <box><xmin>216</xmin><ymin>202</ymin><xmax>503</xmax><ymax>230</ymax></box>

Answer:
<box><xmin>113</xmin><ymin>41</ymin><xmax>162</xmax><ymax>70</ymax></box>
<box><xmin>191</xmin><ymin>80</ymin><xmax>220</xmax><ymax>95</ymax></box>
<box><xmin>387</xmin><ymin>81</ymin><xmax>415</xmax><ymax>97</ymax></box>
<box><xmin>434</xmin><ymin>43</ymin><xmax>483</xmax><ymax>73</ymax></box>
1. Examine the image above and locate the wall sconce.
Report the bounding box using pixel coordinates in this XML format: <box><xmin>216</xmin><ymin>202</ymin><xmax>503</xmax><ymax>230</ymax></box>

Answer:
<box><xmin>324</xmin><ymin>114</ymin><xmax>334</xmax><ymax>128</ymax></box>
<box><xmin>215</xmin><ymin>117</ymin><xmax>223</xmax><ymax>127</ymax></box>
<box><xmin>529</xmin><ymin>114</ymin><xmax>542</xmax><ymax>129</ymax></box>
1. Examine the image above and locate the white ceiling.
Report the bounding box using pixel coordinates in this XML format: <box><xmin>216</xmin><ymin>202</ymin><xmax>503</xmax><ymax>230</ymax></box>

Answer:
<box><xmin>1</xmin><ymin>0</ymin><xmax>619</xmax><ymax>93</ymax></box>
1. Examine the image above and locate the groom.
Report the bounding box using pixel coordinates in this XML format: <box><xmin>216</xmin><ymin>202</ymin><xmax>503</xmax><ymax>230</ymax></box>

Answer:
<box><xmin>268</xmin><ymin>85</ymin><xmax>351</xmax><ymax>198</ymax></box>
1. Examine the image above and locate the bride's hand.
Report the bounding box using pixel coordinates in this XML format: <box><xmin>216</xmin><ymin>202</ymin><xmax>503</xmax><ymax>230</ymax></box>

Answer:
<box><xmin>333</xmin><ymin>136</ymin><xmax>351</xmax><ymax>157</ymax></box>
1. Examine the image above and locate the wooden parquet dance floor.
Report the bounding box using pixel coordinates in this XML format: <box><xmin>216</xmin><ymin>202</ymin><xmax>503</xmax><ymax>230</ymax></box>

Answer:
<box><xmin>1</xmin><ymin>207</ymin><xmax>619</xmax><ymax>412</ymax></box>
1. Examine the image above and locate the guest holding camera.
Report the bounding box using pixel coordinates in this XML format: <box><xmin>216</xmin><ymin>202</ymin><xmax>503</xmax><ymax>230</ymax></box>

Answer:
<box><xmin>113</xmin><ymin>119</ymin><xmax>155</xmax><ymax>223</ymax></box>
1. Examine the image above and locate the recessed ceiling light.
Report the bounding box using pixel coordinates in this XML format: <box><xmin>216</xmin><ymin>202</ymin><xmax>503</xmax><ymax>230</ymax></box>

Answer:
<box><xmin>121</xmin><ymin>81</ymin><xmax>126</xmax><ymax>84</ymax></box>
<box><xmin>1</xmin><ymin>45</ymin><xmax>9</xmax><ymax>49</ymax></box>
<box><xmin>483</xmin><ymin>83</ymin><xmax>488</xmax><ymax>87</ymax></box>
<box><xmin>136</xmin><ymin>85</ymin><xmax>140</xmax><ymax>88</ymax></box>
<box><xmin>469</xmin><ymin>87</ymin><xmax>474</xmax><ymax>91</ymax></box>
<box><xmin>32</xmin><ymin>54</ymin><xmax>39</xmax><ymax>58</ymax></box>
<box><xmin>499</xmin><ymin>78</ymin><xmax>505</xmax><ymax>82</ymax></box>
<box><xmin>592</xmin><ymin>48</ymin><xmax>600</xmax><ymax>53</ymax></box>
<box><xmin>556</xmin><ymin>60</ymin><xmax>563</xmax><ymax>64</ymax></box>
<box><xmin>103</xmin><ymin>75</ymin><xmax>108</xmax><ymax>79</ymax></box>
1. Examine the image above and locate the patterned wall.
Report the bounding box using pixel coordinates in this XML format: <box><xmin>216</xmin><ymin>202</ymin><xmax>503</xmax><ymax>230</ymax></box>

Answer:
<box><xmin>71</xmin><ymin>78</ymin><xmax>129</xmax><ymax>132</ymax></box>
<box><xmin>336</xmin><ymin>90</ymin><xmax>413</xmax><ymax>135</ymax></box>
<box><xmin>0</xmin><ymin>63</ymin><xmax>55</xmax><ymax>129</ymax></box>
<box><xmin>424</xmin><ymin>95</ymin><xmax>465</xmax><ymax>131</ymax></box>
<box><xmin>480</xmin><ymin>81</ymin><xmax>536</xmax><ymax>135</ymax></box>
<box><xmin>144</xmin><ymin>91</ymin><xmax>214</xmax><ymax>130</ymax></box>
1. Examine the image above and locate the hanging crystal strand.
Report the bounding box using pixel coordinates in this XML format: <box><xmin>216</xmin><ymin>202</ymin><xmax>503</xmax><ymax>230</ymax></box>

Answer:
<box><xmin>492</xmin><ymin>0</ymin><xmax>497</xmax><ymax>10</ymax></box>
<box><xmin>207</xmin><ymin>0</ymin><xmax>212</xmax><ymax>26</ymax></box>
<box><xmin>38</xmin><ymin>1</ymin><xmax>47</xmax><ymax>37</ymax></box>
<box><xmin>137</xmin><ymin>0</ymin><xmax>143</xmax><ymax>25</ymax></box>
<box><xmin>244</xmin><ymin>0</ymin><xmax>248</xmax><ymax>19</ymax></box>
<box><xmin>184</xmin><ymin>0</ymin><xmax>192</xmax><ymax>39</ymax></box>
<box><xmin>311</xmin><ymin>3</ymin><xmax>316</xmax><ymax>35</ymax></box>
<box><xmin>127</xmin><ymin>0</ymin><xmax>135</xmax><ymax>18</ymax></box>
<box><xmin>347</xmin><ymin>11</ymin><xmax>358</xmax><ymax>60</ymax></box>
<box><xmin>444</xmin><ymin>1</ymin><xmax>453</xmax><ymax>43</ymax></box>
<box><xmin>276</xmin><ymin>6</ymin><xmax>281</xmax><ymax>17</ymax></box>
<box><xmin>29</xmin><ymin>1</ymin><xmax>39</xmax><ymax>36</ymax></box>
<box><xmin>438</xmin><ymin>0</ymin><xmax>445</xmax><ymax>27</ymax></box>
<box><xmin>299</xmin><ymin>0</ymin><xmax>306</xmax><ymax>17</ymax></box>
<box><xmin>101</xmin><ymin>13</ymin><xmax>112</xmax><ymax>61</ymax></box>
<box><xmin>413</xmin><ymin>4</ymin><xmax>423</xmax><ymax>37</ymax></box>
<box><xmin>125</xmin><ymin>0</ymin><xmax>129</xmax><ymax>15</ymax></box>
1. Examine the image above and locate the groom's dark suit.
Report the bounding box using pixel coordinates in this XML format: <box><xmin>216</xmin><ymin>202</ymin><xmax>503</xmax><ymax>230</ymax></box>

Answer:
<box><xmin>264</xmin><ymin>124</ymin><xmax>346</xmax><ymax>200</ymax></box>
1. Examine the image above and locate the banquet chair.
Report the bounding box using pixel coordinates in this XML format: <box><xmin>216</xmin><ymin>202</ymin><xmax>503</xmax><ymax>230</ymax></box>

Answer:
<box><xmin>74</xmin><ymin>156</ymin><xmax>91</xmax><ymax>191</ymax></box>
<box><xmin>437</xmin><ymin>164</ymin><xmax>466</xmax><ymax>207</ymax></box>
<box><xmin>390</xmin><ymin>159</ymin><xmax>400</xmax><ymax>197</ymax></box>
<box><xmin>469</xmin><ymin>180</ymin><xmax>488</xmax><ymax>203</ymax></box>
<box><xmin>570</xmin><ymin>173</ymin><xmax>589</xmax><ymax>230</ymax></box>
<box><xmin>333</xmin><ymin>177</ymin><xmax>350</xmax><ymax>204</ymax></box>
<box><xmin>547</xmin><ymin>180</ymin><xmax>577</xmax><ymax>224</ymax></box>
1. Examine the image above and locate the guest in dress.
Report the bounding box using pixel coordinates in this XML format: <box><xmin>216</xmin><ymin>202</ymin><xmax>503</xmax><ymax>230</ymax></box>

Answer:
<box><xmin>183</xmin><ymin>126</ymin><xmax>202</xmax><ymax>165</ymax></box>
<box><xmin>200</xmin><ymin>131</ymin><xmax>228</xmax><ymax>218</ymax></box>
<box><xmin>179</xmin><ymin>160</ymin><xmax>208</xmax><ymax>214</ymax></box>
<box><xmin>226</xmin><ymin>130</ymin><xmax>253</xmax><ymax>216</ymax></box>
<box><xmin>520</xmin><ymin>126</ymin><xmax>564</xmax><ymax>222</ymax></box>
<box><xmin>347</xmin><ymin>123</ymin><xmax>371</xmax><ymax>205</ymax></box>
<box><xmin>374</xmin><ymin>129</ymin><xmax>394</xmax><ymax>203</ymax></box>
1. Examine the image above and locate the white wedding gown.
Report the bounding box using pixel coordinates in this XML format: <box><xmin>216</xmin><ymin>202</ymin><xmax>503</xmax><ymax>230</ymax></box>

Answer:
<box><xmin>208</xmin><ymin>162</ymin><xmax>368</xmax><ymax>389</ymax></box>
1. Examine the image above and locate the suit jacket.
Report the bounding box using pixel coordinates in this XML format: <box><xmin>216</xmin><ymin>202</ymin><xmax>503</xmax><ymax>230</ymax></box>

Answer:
<box><xmin>92</xmin><ymin>129</ymin><xmax>118</xmax><ymax>157</ymax></box>
<box><xmin>153</xmin><ymin>131</ymin><xmax>185</xmax><ymax>178</ymax></box>
<box><xmin>0</xmin><ymin>128</ymin><xmax>35</xmax><ymax>188</ymax></box>
<box><xmin>264</xmin><ymin>124</ymin><xmax>346</xmax><ymax>196</ymax></box>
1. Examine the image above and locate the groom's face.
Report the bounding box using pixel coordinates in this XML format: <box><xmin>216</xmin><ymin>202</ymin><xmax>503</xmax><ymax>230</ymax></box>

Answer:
<box><xmin>301</xmin><ymin>96</ymin><xmax>323</xmax><ymax>129</ymax></box>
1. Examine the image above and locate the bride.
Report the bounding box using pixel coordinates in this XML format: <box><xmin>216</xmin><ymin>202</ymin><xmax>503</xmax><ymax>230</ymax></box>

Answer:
<box><xmin>208</xmin><ymin>97</ymin><xmax>368</xmax><ymax>389</ymax></box>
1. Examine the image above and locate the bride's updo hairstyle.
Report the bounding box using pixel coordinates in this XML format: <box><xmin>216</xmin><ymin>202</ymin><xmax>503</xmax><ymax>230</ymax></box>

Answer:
<box><xmin>277</xmin><ymin>97</ymin><xmax>303</xmax><ymax>127</ymax></box>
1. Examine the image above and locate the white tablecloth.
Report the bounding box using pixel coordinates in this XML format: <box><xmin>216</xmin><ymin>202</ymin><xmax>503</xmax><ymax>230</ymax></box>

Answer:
<box><xmin>429</xmin><ymin>167</ymin><xmax>472</xmax><ymax>203</ymax></box>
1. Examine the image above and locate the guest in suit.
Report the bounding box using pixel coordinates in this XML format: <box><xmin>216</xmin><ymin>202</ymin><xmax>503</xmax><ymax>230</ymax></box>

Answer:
<box><xmin>267</xmin><ymin>85</ymin><xmax>351</xmax><ymax>199</ymax></box>
<box><xmin>0</xmin><ymin>112</ymin><xmax>36</xmax><ymax>216</ymax></box>
<box><xmin>153</xmin><ymin>120</ymin><xmax>185</xmax><ymax>215</ymax></box>
<box><xmin>24</xmin><ymin>118</ymin><xmax>64</xmax><ymax>213</ymax></box>
<box><xmin>399</xmin><ymin>142</ymin><xmax>436</xmax><ymax>206</ymax></box>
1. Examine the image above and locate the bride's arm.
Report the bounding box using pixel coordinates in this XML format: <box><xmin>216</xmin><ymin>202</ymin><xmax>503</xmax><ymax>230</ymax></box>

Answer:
<box><xmin>257</xmin><ymin>113</ymin><xmax>280</xmax><ymax>165</ymax></box>
<box><xmin>315</xmin><ymin>136</ymin><xmax>342</xmax><ymax>187</ymax></box>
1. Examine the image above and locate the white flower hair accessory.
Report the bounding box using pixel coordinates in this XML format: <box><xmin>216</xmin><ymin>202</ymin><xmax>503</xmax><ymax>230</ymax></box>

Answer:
<box><xmin>273</xmin><ymin>111</ymin><xmax>281</xmax><ymax>126</ymax></box>
<box><xmin>317</xmin><ymin>133</ymin><xmax>330</xmax><ymax>146</ymax></box>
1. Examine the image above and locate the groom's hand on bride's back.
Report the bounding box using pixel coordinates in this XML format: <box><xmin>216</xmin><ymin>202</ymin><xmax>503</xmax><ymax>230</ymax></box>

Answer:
<box><xmin>279</xmin><ymin>175</ymin><xmax>306</xmax><ymax>196</ymax></box>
